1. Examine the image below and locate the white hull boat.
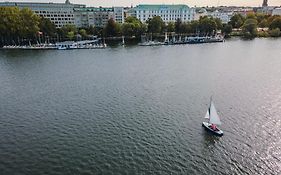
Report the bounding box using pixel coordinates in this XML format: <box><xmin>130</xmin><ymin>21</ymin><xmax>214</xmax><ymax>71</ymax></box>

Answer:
<box><xmin>202</xmin><ymin>122</ymin><xmax>223</xmax><ymax>136</ymax></box>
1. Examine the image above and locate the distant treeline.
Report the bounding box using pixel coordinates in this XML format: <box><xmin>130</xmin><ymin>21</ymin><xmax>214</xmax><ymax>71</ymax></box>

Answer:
<box><xmin>1</xmin><ymin>6</ymin><xmax>281</xmax><ymax>46</ymax></box>
<box><xmin>229</xmin><ymin>13</ymin><xmax>281</xmax><ymax>38</ymax></box>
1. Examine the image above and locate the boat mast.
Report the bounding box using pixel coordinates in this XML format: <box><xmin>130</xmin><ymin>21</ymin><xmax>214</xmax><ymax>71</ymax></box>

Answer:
<box><xmin>209</xmin><ymin>96</ymin><xmax>212</xmax><ymax>123</ymax></box>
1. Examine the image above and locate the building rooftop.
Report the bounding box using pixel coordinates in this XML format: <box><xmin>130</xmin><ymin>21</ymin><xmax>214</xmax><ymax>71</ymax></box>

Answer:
<box><xmin>74</xmin><ymin>7</ymin><xmax>114</xmax><ymax>12</ymax></box>
<box><xmin>134</xmin><ymin>4</ymin><xmax>190</xmax><ymax>10</ymax></box>
<box><xmin>0</xmin><ymin>1</ymin><xmax>85</xmax><ymax>8</ymax></box>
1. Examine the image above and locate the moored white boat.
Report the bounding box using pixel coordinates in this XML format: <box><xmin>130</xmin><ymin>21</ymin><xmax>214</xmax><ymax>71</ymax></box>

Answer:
<box><xmin>138</xmin><ymin>40</ymin><xmax>163</xmax><ymax>46</ymax></box>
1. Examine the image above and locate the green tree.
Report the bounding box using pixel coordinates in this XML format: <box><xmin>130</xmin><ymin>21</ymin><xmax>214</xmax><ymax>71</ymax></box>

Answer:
<box><xmin>166</xmin><ymin>22</ymin><xmax>175</xmax><ymax>33</ymax></box>
<box><xmin>19</xmin><ymin>8</ymin><xmax>40</xmax><ymax>38</ymax></box>
<box><xmin>222</xmin><ymin>24</ymin><xmax>233</xmax><ymax>36</ymax></box>
<box><xmin>139</xmin><ymin>23</ymin><xmax>147</xmax><ymax>36</ymax></box>
<box><xmin>180</xmin><ymin>22</ymin><xmax>192</xmax><ymax>34</ymax></box>
<box><xmin>104</xmin><ymin>18</ymin><xmax>121</xmax><ymax>37</ymax></box>
<box><xmin>121</xmin><ymin>23</ymin><xmax>134</xmax><ymax>36</ymax></box>
<box><xmin>269</xmin><ymin>17</ymin><xmax>281</xmax><ymax>30</ymax></box>
<box><xmin>86</xmin><ymin>25</ymin><xmax>103</xmax><ymax>37</ymax></box>
<box><xmin>147</xmin><ymin>16</ymin><xmax>164</xmax><ymax>34</ymax></box>
<box><xmin>189</xmin><ymin>20</ymin><xmax>199</xmax><ymax>34</ymax></box>
<box><xmin>58</xmin><ymin>24</ymin><xmax>77</xmax><ymax>40</ymax></box>
<box><xmin>256</xmin><ymin>13</ymin><xmax>267</xmax><ymax>24</ymax></box>
<box><xmin>0</xmin><ymin>7</ymin><xmax>21</xmax><ymax>38</ymax></box>
<box><xmin>86</xmin><ymin>25</ymin><xmax>95</xmax><ymax>35</ymax></box>
<box><xmin>60</xmin><ymin>24</ymin><xmax>77</xmax><ymax>34</ymax></box>
<box><xmin>0</xmin><ymin>7</ymin><xmax>42</xmax><ymax>45</ymax></box>
<box><xmin>214</xmin><ymin>18</ymin><xmax>223</xmax><ymax>30</ymax></box>
<box><xmin>79</xmin><ymin>29</ymin><xmax>87</xmax><ymax>38</ymax></box>
<box><xmin>242</xmin><ymin>18</ymin><xmax>258</xmax><ymax>38</ymax></box>
<box><xmin>267</xmin><ymin>15</ymin><xmax>276</xmax><ymax>25</ymax></box>
<box><xmin>246</xmin><ymin>13</ymin><xmax>257</xmax><ymax>20</ymax></box>
<box><xmin>125</xmin><ymin>16</ymin><xmax>140</xmax><ymax>23</ymax></box>
<box><xmin>39</xmin><ymin>17</ymin><xmax>56</xmax><ymax>37</ymax></box>
<box><xmin>122</xmin><ymin>16</ymin><xmax>146</xmax><ymax>37</ymax></box>
<box><xmin>269</xmin><ymin>28</ymin><xmax>281</xmax><ymax>37</ymax></box>
<box><xmin>66</xmin><ymin>31</ymin><xmax>75</xmax><ymax>40</ymax></box>
<box><xmin>259</xmin><ymin>19</ymin><xmax>268</xmax><ymax>28</ymax></box>
<box><xmin>175</xmin><ymin>18</ymin><xmax>182</xmax><ymax>33</ymax></box>
<box><xmin>198</xmin><ymin>16</ymin><xmax>217</xmax><ymax>35</ymax></box>
<box><xmin>229</xmin><ymin>14</ymin><xmax>245</xmax><ymax>28</ymax></box>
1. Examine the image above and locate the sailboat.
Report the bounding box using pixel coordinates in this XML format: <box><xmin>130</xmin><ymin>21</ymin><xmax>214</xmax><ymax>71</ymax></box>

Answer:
<box><xmin>202</xmin><ymin>97</ymin><xmax>223</xmax><ymax>136</ymax></box>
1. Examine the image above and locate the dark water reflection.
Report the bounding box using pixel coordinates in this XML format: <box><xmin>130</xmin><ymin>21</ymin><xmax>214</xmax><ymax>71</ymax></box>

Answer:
<box><xmin>0</xmin><ymin>38</ymin><xmax>280</xmax><ymax>174</ymax></box>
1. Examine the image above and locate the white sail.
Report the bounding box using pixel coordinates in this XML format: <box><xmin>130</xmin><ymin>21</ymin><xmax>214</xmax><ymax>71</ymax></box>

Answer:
<box><xmin>209</xmin><ymin>101</ymin><xmax>221</xmax><ymax>125</ymax></box>
<box><xmin>204</xmin><ymin>110</ymin><xmax>210</xmax><ymax>119</ymax></box>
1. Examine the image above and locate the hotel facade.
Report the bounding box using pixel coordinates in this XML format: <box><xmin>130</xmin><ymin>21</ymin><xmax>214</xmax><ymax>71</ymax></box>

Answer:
<box><xmin>129</xmin><ymin>4</ymin><xmax>196</xmax><ymax>23</ymax></box>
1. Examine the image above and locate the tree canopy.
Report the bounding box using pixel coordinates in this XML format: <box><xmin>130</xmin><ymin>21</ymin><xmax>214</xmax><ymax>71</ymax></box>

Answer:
<box><xmin>147</xmin><ymin>16</ymin><xmax>165</xmax><ymax>34</ymax></box>
<box><xmin>121</xmin><ymin>16</ymin><xmax>146</xmax><ymax>37</ymax></box>
<box><xmin>198</xmin><ymin>16</ymin><xmax>217</xmax><ymax>35</ymax></box>
<box><xmin>242</xmin><ymin>18</ymin><xmax>258</xmax><ymax>38</ymax></box>
<box><xmin>0</xmin><ymin>7</ymin><xmax>40</xmax><ymax>39</ymax></box>
<box><xmin>229</xmin><ymin>14</ymin><xmax>245</xmax><ymax>28</ymax></box>
<box><xmin>104</xmin><ymin>18</ymin><xmax>121</xmax><ymax>37</ymax></box>
<box><xmin>39</xmin><ymin>17</ymin><xmax>56</xmax><ymax>37</ymax></box>
<box><xmin>269</xmin><ymin>17</ymin><xmax>281</xmax><ymax>30</ymax></box>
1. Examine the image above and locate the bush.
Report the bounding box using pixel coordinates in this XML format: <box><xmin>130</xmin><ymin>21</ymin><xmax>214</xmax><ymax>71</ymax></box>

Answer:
<box><xmin>242</xmin><ymin>19</ymin><xmax>258</xmax><ymax>38</ymax></box>
<box><xmin>269</xmin><ymin>17</ymin><xmax>281</xmax><ymax>30</ymax></box>
<box><xmin>243</xmin><ymin>31</ymin><xmax>255</xmax><ymax>39</ymax></box>
<box><xmin>230</xmin><ymin>31</ymin><xmax>243</xmax><ymax>36</ymax></box>
<box><xmin>269</xmin><ymin>28</ymin><xmax>281</xmax><ymax>37</ymax></box>
<box><xmin>257</xmin><ymin>31</ymin><xmax>269</xmax><ymax>37</ymax></box>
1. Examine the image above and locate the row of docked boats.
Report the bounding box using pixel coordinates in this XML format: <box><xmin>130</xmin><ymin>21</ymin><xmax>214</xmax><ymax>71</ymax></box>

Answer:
<box><xmin>56</xmin><ymin>40</ymin><xmax>106</xmax><ymax>50</ymax></box>
<box><xmin>1</xmin><ymin>39</ymin><xmax>107</xmax><ymax>50</ymax></box>
<box><xmin>139</xmin><ymin>34</ymin><xmax>224</xmax><ymax>46</ymax></box>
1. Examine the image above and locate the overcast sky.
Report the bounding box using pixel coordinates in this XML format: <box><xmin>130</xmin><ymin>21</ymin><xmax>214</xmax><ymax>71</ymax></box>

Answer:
<box><xmin>1</xmin><ymin>0</ymin><xmax>280</xmax><ymax>7</ymax></box>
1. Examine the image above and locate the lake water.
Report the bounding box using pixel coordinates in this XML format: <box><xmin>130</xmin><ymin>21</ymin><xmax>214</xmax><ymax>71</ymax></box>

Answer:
<box><xmin>0</xmin><ymin>38</ymin><xmax>280</xmax><ymax>175</ymax></box>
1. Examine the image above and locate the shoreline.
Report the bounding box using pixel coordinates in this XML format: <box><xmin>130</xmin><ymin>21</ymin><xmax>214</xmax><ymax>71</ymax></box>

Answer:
<box><xmin>1</xmin><ymin>37</ymin><xmax>281</xmax><ymax>50</ymax></box>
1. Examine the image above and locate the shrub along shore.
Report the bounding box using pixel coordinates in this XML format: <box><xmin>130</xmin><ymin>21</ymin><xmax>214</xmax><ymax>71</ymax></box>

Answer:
<box><xmin>1</xmin><ymin>6</ymin><xmax>281</xmax><ymax>46</ymax></box>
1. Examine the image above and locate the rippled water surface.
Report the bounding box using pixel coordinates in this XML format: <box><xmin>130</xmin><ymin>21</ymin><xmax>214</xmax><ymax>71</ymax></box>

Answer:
<box><xmin>0</xmin><ymin>38</ymin><xmax>281</xmax><ymax>174</ymax></box>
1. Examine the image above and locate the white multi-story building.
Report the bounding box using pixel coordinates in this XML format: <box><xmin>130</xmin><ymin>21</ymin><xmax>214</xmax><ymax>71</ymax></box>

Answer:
<box><xmin>0</xmin><ymin>0</ymin><xmax>85</xmax><ymax>28</ymax></box>
<box><xmin>208</xmin><ymin>10</ymin><xmax>233</xmax><ymax>23</ymax></box>
<box><xmin>272</xmin><ymin>8</ymin><xmax>281</xmax><ymax>15</ymax></box>
<box><xmin>113</xmin><ymin>7</ymin><xmax>125</xmax><ymax>24</ymax></box>
<box><xmin>74</xmin><ymin>7</ymin><xmax>124</xmax><ymax>28</ymax></box>
<box><xmin>195</xmin><ymin>8</ymin><xmax>233</xmax><ymax>23</ymax></box>
<box><xmin>74</xmin><ymin>7</ymin><xmax>114</xmax><ymax>28</ymax></box>
<box><xmin>129</xmin><ymin>4</ymin><xmax>195</xmax><ymax>23</ymax></box>
<box><xmin>0</xmin><ymin>1</ymin><xmax>125</xmax><ymax>28</ymax></box>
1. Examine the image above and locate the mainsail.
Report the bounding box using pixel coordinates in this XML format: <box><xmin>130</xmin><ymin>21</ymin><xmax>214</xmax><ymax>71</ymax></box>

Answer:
<box><xmin>209</xmin><ymin>101</ymin><xmax>222</xmax><ymax>125</ymax></box>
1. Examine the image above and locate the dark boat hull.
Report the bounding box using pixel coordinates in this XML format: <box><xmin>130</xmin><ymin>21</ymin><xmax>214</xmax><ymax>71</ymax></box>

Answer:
<box><xmin>202</xmin><ymin>122</ymin><xmax>223</xmax><ymax>136</ymax></box>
